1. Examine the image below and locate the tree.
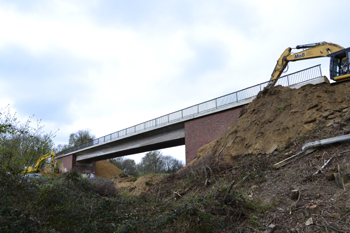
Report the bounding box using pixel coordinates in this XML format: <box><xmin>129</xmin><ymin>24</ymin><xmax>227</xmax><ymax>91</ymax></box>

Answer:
<box><xmin>68</xmin><ymin>129</ymin><xmax>95</xmax><ymax>147</ymax></box>
<box><xmin>0</xmin><ymin>106</ymin><xmax>55</xmax><ymax>174</ymax></box>
<box><xmin>162</xmin><ymin>155</ymin><xmax>184</xmax><ymax>173</ymax></box>
<box><xmin>109</xmin><ymin>157</ymin><xmax>138</xmax><ymax>176</ymax></box>
<box><xmin>138</xmin><ymin>151</ymin><xmax>165</xmax><ymax>175</ymax></box>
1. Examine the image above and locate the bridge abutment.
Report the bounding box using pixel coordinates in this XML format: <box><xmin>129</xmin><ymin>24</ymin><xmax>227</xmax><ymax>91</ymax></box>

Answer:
<box><xmin>57</xmin><ymin>154</ymin><xmax>96</xmax><ymax>175</ymax></box>
<box><xmin>184</xmin><ymin>107</ymin><xmax>242</xmax><ymax>164</ymax></box>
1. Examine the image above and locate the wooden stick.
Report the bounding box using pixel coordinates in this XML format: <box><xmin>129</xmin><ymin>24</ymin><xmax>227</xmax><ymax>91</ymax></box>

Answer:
<box><xmin>313</xmin><ymin>156</ymin><xmax>333</xmax><ymax>175</ymax></box>
<box><xmin>340</xmin><ymin>149</ymin><xmax>350</xmax><ymax>154</ymax></box>
<box><xmin>217</xmin><ymin>143</ymin><xmax>227</xmax><ymax>156</ymax></box>
<box><xmin>273</xmin><ymin>148</ymin><xmax>316</xmax><ymax>168</ymax></box>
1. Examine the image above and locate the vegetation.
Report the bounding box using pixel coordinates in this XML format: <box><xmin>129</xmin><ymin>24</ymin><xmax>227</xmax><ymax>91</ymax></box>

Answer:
<box><xmin>0</xmin><ymin>106</ymin><xmax>55</xmax><ymax>174</ymax></box>
<box><xmin>109</xmin><ymin>150</ymin><xmax>184</xmax><ymax>177</ymax></box>
<box><xmin>56</xmin><ymin>129</ymin><xmax>95</xmax><ymax>152</ymax></box>
<box><xmin>0</xmin><ymin>169</ymin><xmax>256</xmax><ymax>232</ymax></box>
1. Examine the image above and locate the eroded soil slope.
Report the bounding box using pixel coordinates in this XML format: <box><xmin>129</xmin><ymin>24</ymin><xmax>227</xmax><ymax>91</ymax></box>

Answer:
<box><xmin>144</xmin><ymin>81</ymin><xmax>350</xmax><ymax>232</ymax></box>
<box><xmin>198</xmin><ymin>81</ymin><xmax>350</xmax><ymax>160</ymax></box>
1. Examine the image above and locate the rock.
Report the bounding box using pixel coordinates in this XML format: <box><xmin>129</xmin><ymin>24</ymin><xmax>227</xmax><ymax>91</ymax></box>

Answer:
<box><xmin>304</xmin><ymin>117</ymin><xmax>316</xmax><ymax>124</ymax></box>
<box><xmin>333</xmin><ymin>117</ymin><xmax>342</xmax><ymax>124</ymax></box>
<box><xmin>326</xmin><ymin>171</ymin><xmax>335</xmax><ymax>181</ymax></box>
<box><xmin>307</xmin><ymin>104</ymin><xmax>318</xmax><ymax>110</ymax></box>
<box><xmin>303</xmin><ymin>122</ymin><xmax>316</xmax><ymax>130</ymax></box>
<box><xmin>305</xmin><ymin>218</ymin><xmax>313</xmax><ymax>226</ymax></box>
<box><xmin>326</xmin><ymin>120</ymin><xmax>334</xmax><ymax>127</ymax></box>
<box><xmin>322</xmin><ymin>111</ymin><xmax>333</xmax><ymax>118</ymax></box>
<box><xmin>327</xmin><ymin>114</ymin><xmax>337</xmax><ymax>119</ymax></box>
<box><xmin>331</xmin><ymin>213</ymin><xmax>340</xmax><ymax>219</ymax></box>
<box><xmin>263</xmin><ymin>224</ymin><xmax>276</xmax><ymax>233</ymax></box>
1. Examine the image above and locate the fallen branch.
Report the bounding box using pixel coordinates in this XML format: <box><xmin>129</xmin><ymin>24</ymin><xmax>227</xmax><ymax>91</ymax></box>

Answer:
<box><xmin>321</xmin><ymin>216</ymin><xmax>329</xmax><ymax>233</ymax></box>
<box><xmin>340</xmin><ymin>149</ymin><xmax>350</xmax><ymax>154</ymax></box>
<box><xmin>223</xmin><ymin>180</ymin><xmax>235</xmax><ymax>202</ymax></box>
<box><xmin>233</xmin><ymin>173</ymin><xmax>250</xmax><ymax>188</ymax></box>
<box><xmin>274</xmin><ymin>149</ymin><xmax>316</xmax><ymax>168</ymax></box>
<box><xmin>315</xmin><ymin>224</ymin><xmax>347</xmax><ymax>233</ymax></box>
<box><xmin>313</xmin><ymin>156</ymin><xmax>333</xmax><ymax>176</ymax></box>
<box><xmin>337</xmin><ymin>210</ymin><xmax>350</xmax><ymax>223</ymax></box>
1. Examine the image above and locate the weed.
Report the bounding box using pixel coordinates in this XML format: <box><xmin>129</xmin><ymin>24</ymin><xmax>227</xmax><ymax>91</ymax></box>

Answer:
<box><xmin>278</xmin><ymin>106</ymin><xmax>285</xmax><ymax>113</ymax></box>
<box><xmin>145</xmin><ymin>181</ymin><xmax>153</xmax><ymax>186</ymax></box>
<box><xmin>119</xmin><ymin>172</ymin><xmax>128</xmax><ymax>178</ymax></box>
<box><xmin>298</xmin><ymin>135</ymin><xmax>308</xmax><ymax>143</ymax></box>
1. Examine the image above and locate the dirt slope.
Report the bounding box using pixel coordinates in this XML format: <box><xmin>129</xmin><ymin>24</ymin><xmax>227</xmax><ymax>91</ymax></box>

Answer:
<box><xmin>145</xmin><ymin>81</ymin><xmax>350</xmax><ymax>232</ymax></box>
<box><xmin>95</xmin><ymin>160</ymin><xmax>123</xmax><ymax>178</ymax></box>
<box><xmin>197</xmin><ymin>81</ymin><xmax>350</xmax><ymax>161</ymax></box>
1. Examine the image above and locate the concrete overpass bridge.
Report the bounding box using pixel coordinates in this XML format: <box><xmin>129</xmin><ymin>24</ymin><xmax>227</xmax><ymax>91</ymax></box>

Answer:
<box><xmin>56</xmin><ymin>65</ymin><xmax>324</xmax><ymax>174</ymax></box>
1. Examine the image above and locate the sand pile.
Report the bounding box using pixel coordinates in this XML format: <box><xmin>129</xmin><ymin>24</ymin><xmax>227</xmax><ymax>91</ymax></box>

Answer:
<box><xmin>115</xmin><ymin>173</ymin><xmax>166</xmax><ymax>195</ymax></box>
<box><xmin>197</xmin><ymin>81</ymin><xmax>350</xmax><ymax>160</ymax></box>
<box><xmin>96</xmin><ymin>160</ymin><xmax>123</xmax><ymax>178</ymax></box>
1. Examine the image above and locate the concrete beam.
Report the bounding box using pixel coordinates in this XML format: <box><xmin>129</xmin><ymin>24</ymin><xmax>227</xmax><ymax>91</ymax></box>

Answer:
<box><xmin>75</xmin><ymin>122</ymin><xmax>185</xmax><ymax>162</ymax></box>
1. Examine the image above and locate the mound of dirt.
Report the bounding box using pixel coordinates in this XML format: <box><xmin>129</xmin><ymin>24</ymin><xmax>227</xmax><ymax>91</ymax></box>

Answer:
<box><xmin>144</xmin><ymin>81</ymin><xmax>350</xmax><ymax>232</ymax></box>
<box><xmin>197</xmin><ymin>81</ymin><xmax>350</xmax><ymax>160</ymax></box>
<box><xmin>115</xmin><ymin>173</ymin><xmax>166</xmax><ymax>195</ymax></box>
<box><xmin>96</xmin><ymin>160</ymin><xmax>123</xmax><ymax>178</ymax></box>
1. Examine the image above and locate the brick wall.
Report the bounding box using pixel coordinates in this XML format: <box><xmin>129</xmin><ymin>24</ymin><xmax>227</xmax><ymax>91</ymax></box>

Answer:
<box><xmin>73</xmin><ymin>155</ymin><xmax>96</xmax><ymax>175</ymax></box>
<box><xmin>56</xmin><ymin>154</ymin><xmax>96</xmax><ymax>175</ymax></box>
<box><xmin>57</xmin><ymin>155</ymin><xmax>73</xmax><ymax>173</ymax></box>
<box><xmin>184</xmin><ymin>107</ymin><xmax>242</xmax><ymax>164</ymax></box>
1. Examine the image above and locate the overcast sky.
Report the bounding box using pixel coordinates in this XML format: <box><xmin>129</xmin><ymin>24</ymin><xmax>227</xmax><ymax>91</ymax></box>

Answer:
<box><xmin>0</xmin><ymin>0</ymin><xmax>348</xmax><ymax>164</ymax></box>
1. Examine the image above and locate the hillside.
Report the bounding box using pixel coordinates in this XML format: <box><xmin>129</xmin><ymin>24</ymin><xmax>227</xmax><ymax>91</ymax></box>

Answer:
<box><xmin>145</xmin><ymin>81</ymin><xmax>350</xmax><ymax>232</ymax></box>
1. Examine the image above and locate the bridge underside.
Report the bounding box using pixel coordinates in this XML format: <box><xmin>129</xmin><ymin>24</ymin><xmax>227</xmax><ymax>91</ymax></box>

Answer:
<box><xmin>75</xmin><ymin>123</ymin><xmax>185</xmax><ymax>163</ymax></box>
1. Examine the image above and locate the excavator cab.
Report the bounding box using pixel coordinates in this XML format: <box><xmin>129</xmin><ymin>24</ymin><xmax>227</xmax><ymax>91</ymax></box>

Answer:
<box><xmin>328</xmin><ymin>47</ymin><xmax>350</xmax><ymax>81</ymax></box>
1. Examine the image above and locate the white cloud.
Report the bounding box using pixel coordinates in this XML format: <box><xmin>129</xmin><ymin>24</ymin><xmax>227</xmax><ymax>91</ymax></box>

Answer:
<box><xmin>0</xmin><ymin>0</ymin><xmax>349</xmax><ymax>164</ymax></box>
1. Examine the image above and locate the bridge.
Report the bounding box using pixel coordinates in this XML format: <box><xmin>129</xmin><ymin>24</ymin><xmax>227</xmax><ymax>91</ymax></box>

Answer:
<box><xmin>56</xmin><ymin>65</ymin><xmax>324</xmax><ymax>174</ymax></box>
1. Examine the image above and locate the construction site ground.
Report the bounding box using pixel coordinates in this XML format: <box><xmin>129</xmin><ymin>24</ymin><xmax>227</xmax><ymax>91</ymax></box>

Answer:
<box><xmin>118</xmin><ymin>80</ymin><xmax>350</xmax><ymax>232</ymax></box>
<box><xmin>40</xmin><ymin>80</ymin><xmax>350</xmax><ymax>232</ymax></box>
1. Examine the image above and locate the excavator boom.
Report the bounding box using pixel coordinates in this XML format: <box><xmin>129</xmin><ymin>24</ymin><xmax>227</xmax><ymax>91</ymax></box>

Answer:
<box><xmin>269</xmin><ymin>42</ymin><xmax>345</xmax><ymax>87</ymax></box>
<box><xmin>24</xmin><ymin>151</ymin><xmax>56</xmax><ymax>173</ymax></box>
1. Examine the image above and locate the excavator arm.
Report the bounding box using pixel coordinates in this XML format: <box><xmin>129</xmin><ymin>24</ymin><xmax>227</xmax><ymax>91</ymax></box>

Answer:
<box><xmin>24</xmin><ymin>151</ymin><xmax>55</xmax><ymax>173</ymax></box>
<box><xmin>269</xmin><ymin>42</ymin><xmax>344</xmax><ymax>87</ymax></box>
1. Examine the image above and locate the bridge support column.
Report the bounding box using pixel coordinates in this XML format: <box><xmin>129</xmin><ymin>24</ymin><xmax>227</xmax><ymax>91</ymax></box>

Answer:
<box><xmin>184</xmin><ymin>107</ymin><xmax>242</xmax><ymax>164</ymax></box>
<box><xmin>56</xmin><ymin>154</ymin><xmax>96</xmax><ymax>175</ymax></box>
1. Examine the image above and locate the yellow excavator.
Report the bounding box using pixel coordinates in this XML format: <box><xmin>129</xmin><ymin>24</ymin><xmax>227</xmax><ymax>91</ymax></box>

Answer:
<box><xmin>23</xmin><ymin>151</ymin><xmax>56</xmax><ymax>173</ymax></box>
<box><xmin>269</xmin><ymin>41</ymin><xmax>350</xmax><ymax>87</ymax></box>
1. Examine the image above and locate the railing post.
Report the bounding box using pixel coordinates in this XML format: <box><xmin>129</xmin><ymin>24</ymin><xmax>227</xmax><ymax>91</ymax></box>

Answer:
<box><xmin>236</xmin><ymin>92</ymin><xmax>238</xmax><ymax>102</ymax></box>
<box><xmin>215</xmin><ymin>99</ymin><xmax>217</xmax><ymax>108</ymax></box>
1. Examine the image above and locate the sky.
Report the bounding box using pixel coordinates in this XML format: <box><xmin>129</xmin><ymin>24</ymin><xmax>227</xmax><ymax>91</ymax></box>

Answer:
<box><xmin>0</xmin><ymin>0</ymin><xmax>348</xmax><ymax>164</ymax></box>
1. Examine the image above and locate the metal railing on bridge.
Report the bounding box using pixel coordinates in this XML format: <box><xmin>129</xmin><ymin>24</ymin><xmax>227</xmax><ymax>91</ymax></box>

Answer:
<box><xmin>57</xmin><ymin>64</ymin><xmax>322</xmax><ymax>156</ymax></box>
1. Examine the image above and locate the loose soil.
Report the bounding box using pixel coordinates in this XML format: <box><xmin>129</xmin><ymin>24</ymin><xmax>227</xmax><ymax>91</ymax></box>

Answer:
<box><xmin>198</xmin><ymin>80</ymin><xmax>350</xmax><ymax>160</ymax></box>
<box><xmin>114</xmin><ymin>173</ymin><xmax>166</xmax><ymax>195</ymax></box>
<box><xmin>142</xmin><ymin>81</ymin><xmax>350</xmax><ymax>232</ymax></box>
<box><xmin>95</xmin><ymin>160</ymin><xmax>123</xmax><ymax>178</ymax></box>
